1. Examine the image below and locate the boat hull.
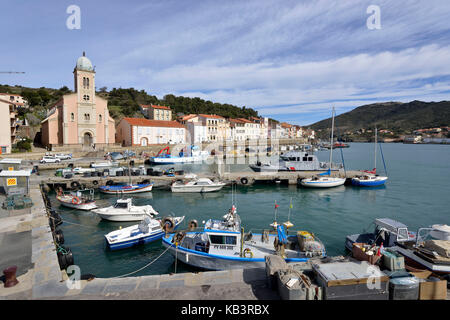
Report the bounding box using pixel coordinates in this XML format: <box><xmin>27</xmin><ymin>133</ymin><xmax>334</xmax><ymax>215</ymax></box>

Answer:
<box><xmin>106</xmin><ymin>217</ymin><xmax>184</xmax><ymax>250</ymax></box>
<box><xmin>351</xmin><ymin>177</ymin><xmax>388</xmax><ymax>187</ymax></box>
<box><xmin>162</xmin><ymin>234</ymin><xmax>314</xmax><ymax>271</ymax></box>
<box><xmin>57</xmin><ymin>200</ymin><xmax>97</xmax><ymax>210</ymax></box>
<box><xmin>149</xmin><ymin>155</ymin><xmax>206</xmax><ymax>164</ymax></box>
<box><xmin>99</xmin><ymin>184</ymin><xmax>153</xmax><ymax>194</ymax></box>
<box><xmin>95</xmin><ymin>212</ymin><xmax>148</xmax><ymax>222</ymax></box>
<box><xmin>171</xmin><ymin>184</ymin><xmax>225</xmax><ymax>193</ymax></box>
<box><xmin>300</xmin><ymin>178</ymin><xmax>346</xmax><ymax>188</ymax></box>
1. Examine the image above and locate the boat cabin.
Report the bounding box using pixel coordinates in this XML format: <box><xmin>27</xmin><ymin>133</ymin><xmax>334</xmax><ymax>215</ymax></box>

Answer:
<box><xmin>345</xmin><ymin>218</ymin><xmax>415</xmax><ymax>250</ymax></box>
<box><xmin>114</xmin><ymin>198</ymin><xmax>132</xmax><ymax>210</ymax></box>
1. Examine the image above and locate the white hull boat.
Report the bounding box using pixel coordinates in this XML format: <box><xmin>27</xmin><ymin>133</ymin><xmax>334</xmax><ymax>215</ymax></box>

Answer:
<box><xmin>90</xmin><ymin>161</ymin><xmax>119</xmax><ymax>168</ymax></box>
<box><xmin>99</xmin><ymin>183</ymin><xmax>153</xmax><ymax>194</ymax></box>
<box><xmin>105</xmin><ymin>215</ymin><xmax>185</xmax><ymax>250</ymax></box>
<box><xmin>56</xmin><ymin>188</ymin><xmax>97</xmax><ymax>211</ymax></box>
<box><xmin>300</xmin><ymin>176</ymin><xmax>346</xmax><ymax>188</ymax></box>
<box><xmin>92</xmin><ymin>198</ymin><xmax>159</xmax><ymax>221</ymax></box>
<box><xmin>171</xmin><ymin>178</ymin><xmax>226</xmax><ymax>193</ymax></box>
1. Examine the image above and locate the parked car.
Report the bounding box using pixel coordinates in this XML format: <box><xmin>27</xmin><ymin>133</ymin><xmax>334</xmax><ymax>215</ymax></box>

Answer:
<box><xmin>40</xmin><ymin>156</ymin><xmax>61</xmax><ymax>163</ymax></box>
<box><xmin>55</xmin><ymin>153</ymin><xmax>72</xmax><ymax>160</ymax></box>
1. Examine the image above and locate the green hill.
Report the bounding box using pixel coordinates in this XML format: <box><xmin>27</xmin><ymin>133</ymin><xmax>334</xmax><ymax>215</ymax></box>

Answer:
<box><xmin>0</xmin><ymin>84</ymin><xmax>258</xmax><ymax>122</ymax></box>
<box><xmin>308</xmin><ymin>100</ymin><xmax>450</xmax><ymax>139</ymax></box>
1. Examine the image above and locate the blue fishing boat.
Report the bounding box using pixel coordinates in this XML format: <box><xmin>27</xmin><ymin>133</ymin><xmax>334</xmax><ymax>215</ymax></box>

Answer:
<box><xmin>352</xmin><ymin>127</ymin><xmax>388</xmax><ymax>187</ymax></box>
<box><xmin>162</xmin><ymin>205</ymin><xmax>326</xmax><ymax>270</ymax></box>
<box><xmin>149</xmin><ymin>145</ymin><xmax>209</xmax><ymax>164</ymax></box>
<box><xmin>105</xmin><ymin>215</ymin><xmax>185</xmax><ymax>250</ymax></box>
<box><xmin>99</xmin><ymin>182</ymin><xmax>153</xmax><ymax>194</ymax></box>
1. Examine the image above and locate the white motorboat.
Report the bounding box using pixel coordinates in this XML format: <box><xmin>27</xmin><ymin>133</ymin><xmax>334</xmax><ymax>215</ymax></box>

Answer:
<box><xmin>92</xmin><ymin>198</ymin><xmax>159</xmax><ymax>222</ymax></box>
<box><xmin>56</xmin><ymin>188</ymin><xmax>97</xmax><ymax>210</ymax></box>
<box><xmin>90</xmin><ymin>161</ymin><xmax>119</xmax><ymax>168</ymax></box>
<box><xmin>72</xmin><ymin>167</ymin><xmax>95</xmax><ymax>175</ymax></box>
<box><xmin>149</xmin><ymin>145</ymin><xmax>209</xmax><ymax>164</ymax></box>
<box><xmin>171</xmin><ymin>178</ymin><xmax>226</xmax><ymax>193</ymax></box>
<box><xmin>300</xmin><ymin>107</ymin><xmax>346</xmax><ymax>188</ymax></box>
<box><xmin>162</xmin><ymin>205</ymin><xmax>326</xmax><ymax>270</ymax></box>
<box><xmin>105</xmin><ymin>215</ymin><xmax>185</xmax><ymax>251</ymax></box>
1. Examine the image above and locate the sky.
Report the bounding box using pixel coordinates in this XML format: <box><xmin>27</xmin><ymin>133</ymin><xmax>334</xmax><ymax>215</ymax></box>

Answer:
<box><xmin>1</xmin><ymin>0</ymin><xmax>449</xmax><ymax>125</ymax></box>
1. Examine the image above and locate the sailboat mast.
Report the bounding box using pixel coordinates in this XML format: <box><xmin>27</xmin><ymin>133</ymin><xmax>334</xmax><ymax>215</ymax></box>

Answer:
<box><xmin>329</xmin><ymin>107</ymin><xmax>335</xmax><ymax>169</ymax></box>
<box><xmin>374</xmin><ymin>127</ymin><xmax>377</xmax><ymax>172</ymax></box>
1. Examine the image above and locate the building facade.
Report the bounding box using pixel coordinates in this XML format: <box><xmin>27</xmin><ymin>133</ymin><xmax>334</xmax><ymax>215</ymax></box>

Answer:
<box><xmin>0</xmin><ymin>97</ymin><xmax>26</xmax><ymax>154</ymax></box>
<box><xmin>41</xmin><ymin>53</ymin><xmax>116</xmax><ymax>149</ymax></box>
<box><xmin>116</xmin><ymin>117</ymin><xmax>186</xmax><ymax>146</ymax></box>
<box><xmin>141</xmin><ymin>104</ymin><xmax>172</xmax><ymax>121</ymax></box>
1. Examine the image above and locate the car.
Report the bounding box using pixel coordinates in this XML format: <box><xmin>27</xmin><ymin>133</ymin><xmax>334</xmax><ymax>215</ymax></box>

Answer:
<box><xmin>40</xmin><ymin>156</ymin><xmax>61</xmax><ymax>163</ymax></box>
<box><xmin>55</xmin><ymin>153</ymin><xmax>72</xmax><ymax>160</ymax></box>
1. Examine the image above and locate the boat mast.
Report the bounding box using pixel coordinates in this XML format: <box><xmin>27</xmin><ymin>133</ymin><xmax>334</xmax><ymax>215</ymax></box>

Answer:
<box><xmin>374</xmin><ymin>127</ymin><xmax>377</xmax><ymax>173</ymax></box>
<box><xmin>329</xmin><ymin>107</ymin><xmax>335</xmax><ymax>171</ymax></box>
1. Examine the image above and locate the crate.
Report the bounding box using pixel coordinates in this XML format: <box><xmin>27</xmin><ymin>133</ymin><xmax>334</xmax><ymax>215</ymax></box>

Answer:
<box><xmin>352</xmin><ymin>243</ymin><xmax>382</xmax><ymax>265</ymax></box>
<box><xmin>383</xmin><ymin>249</ymin><xmax>405</xmax><ymax>271</ymax></box>
<box><xmin>410</xmin><ymin>271</ymin><xmax>448</xmax><ymax>300</ymax></box>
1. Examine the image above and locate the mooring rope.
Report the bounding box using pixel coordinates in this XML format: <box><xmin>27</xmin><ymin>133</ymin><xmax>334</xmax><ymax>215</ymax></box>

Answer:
<box><xmin>110</xmin><ymin>245</ymin><xmax>172</xmax><ymax>279</ymax></box>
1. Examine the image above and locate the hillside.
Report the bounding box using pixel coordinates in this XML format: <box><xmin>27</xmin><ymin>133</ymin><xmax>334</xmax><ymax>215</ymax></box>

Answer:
<box><xmin>0</xmin><ymin>84</ymin><xmax>258</xmax><ymax>123</ymax></box>
<box><xmin>308</xmin><ymin>100</ymin><xmax>450</xmax><ymax>140</ymax></box>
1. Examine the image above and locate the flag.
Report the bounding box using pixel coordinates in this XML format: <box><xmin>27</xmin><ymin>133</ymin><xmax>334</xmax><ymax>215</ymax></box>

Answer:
<box><xmin>289</xmin><ymin>202</ymin><xmax>293</xmax><ymax>209</ymax></box>
<box><xmin>275</xmin><ymin>204</ymin><xmax>279</xmax><ymax>209</ymax></box>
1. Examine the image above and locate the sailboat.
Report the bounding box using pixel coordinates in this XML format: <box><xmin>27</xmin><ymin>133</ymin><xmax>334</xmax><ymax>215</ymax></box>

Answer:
<box><xmin>300</xmin><ymin>107</ymin><xmax>346</xmax><ymax>188</ymax></box>
<box><xmin>351</xmin><ymin>127</ymin><xmax>388</xmax><ymax>187</ymax></box>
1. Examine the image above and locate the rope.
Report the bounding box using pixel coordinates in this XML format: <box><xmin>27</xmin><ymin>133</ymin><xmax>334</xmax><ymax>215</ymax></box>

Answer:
<box><xmin>48</xmin><ymin>215</ymin><xmax>97</xmax><ymax>229</ymax></box>
<box><xmin>379</xmin><ymin>143</ymin><xmax>388</xmax><ymax>176</ymax></box>
<box><xmin>110</xmin><ymin>245</ymin><xmax>172</xmax><ymax>279</ymax></box>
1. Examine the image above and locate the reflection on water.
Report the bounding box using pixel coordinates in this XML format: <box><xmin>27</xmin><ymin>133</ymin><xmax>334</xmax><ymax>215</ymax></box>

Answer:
<box><xmin>52</xmin><ymin>143</ymin><xmax>450</xmax><ymax>278</ymax></box>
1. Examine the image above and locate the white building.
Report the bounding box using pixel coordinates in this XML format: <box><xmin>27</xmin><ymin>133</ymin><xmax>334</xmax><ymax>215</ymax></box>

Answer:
<box><xmin>0</xmin><ymin>95</ymin><xmax>27</xmax><ymax>154</ymax></box>
<box><xmin>116</xmin><ymin>117</ymin><xmax>186</xmax><ymax>146</ymax></box>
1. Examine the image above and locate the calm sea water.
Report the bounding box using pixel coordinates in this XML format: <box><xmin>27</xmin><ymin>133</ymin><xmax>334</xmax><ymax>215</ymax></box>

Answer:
<box><xmin>50</xmin><ymin>143</ymin><xmax>450</xmax><ymax>278</ymax></box>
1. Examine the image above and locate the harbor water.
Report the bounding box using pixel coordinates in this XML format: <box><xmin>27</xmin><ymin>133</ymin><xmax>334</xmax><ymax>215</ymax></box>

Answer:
<box><xmin>49</xmin><ymin>143</ymin><xmax>450</xmax><ymax>278</ymax></box>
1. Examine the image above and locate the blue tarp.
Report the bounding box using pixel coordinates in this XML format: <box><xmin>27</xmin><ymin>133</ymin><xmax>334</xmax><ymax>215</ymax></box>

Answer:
<box><xmin>319</xmin><ymin>169</ymin><xmax>331</xmax><ymax>176</ymax></box>
<box><xmin>277</xmin><ymin>225</ymin><xmax>288</xmax><ymax>244</ymax></box>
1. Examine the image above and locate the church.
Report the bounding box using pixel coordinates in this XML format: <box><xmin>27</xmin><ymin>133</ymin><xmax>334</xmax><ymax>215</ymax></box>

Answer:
<box><xmin>41</xmin><ymin>52</ymin><xmax>116</xmax><ymax>150</ymax></box>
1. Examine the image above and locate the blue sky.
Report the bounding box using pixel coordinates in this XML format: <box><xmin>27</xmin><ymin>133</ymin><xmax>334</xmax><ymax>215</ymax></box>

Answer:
<box><xmin>1</xmin><ymin>0</ymin><xmax>450</xmax><ymax>125</ymax></box>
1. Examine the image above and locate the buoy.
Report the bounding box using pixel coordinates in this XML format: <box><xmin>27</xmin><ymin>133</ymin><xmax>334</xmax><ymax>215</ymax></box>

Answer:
<box><xmin>240</xmin><ymin>177</ymin><xmax>248</xmax><ymax>185</ymax></box>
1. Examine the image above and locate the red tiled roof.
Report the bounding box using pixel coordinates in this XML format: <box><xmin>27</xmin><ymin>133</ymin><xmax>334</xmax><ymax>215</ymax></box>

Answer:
<box><xmin>198</xmin><ymin>114</ymin><xmax>224</xmax><ymax>119</ymax></box>
<box><xmin>122</xmin><ymin>117</ymin><xmax>185</xmax><ymax>128</ymax></box>
<box><xmin>229</xmin><ymin>118</ymin><xmax>246</xmax><ymax>124</ymax></box>
<box><xmin>0</xmin><ymin>93</ymin><xmax>21</xmax><ymax>97</ymax></box>
<box><xmin>0</xmin><ymin>99</ymin><xmax>24</xmax><ymax>106</ymax></box>
<box><xmin>140</xmin><ymin>104</ymin><xmax>171</xmax><ymax>110</ymax></box>
<box><xmin>281</xmin><ymin>122</ymin><xmax>292</xmax><ymax>128</ymax></box>
<box><xmin>180</xmin><ymin>114</ymin><xmax>198</xmax><ymax>121</ymax></box>
<box><xmin>237</xmin><ymin>118</ymin><xmax>253</xmax><ymax>123</ymax></box>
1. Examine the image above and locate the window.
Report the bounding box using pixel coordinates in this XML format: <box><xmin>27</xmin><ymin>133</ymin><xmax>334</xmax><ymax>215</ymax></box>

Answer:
<box><xmin>98</xmin><ymin>114</ymin><xmax>102</xmax><ymax>122</ymax></box>
<box><xmin>209</xmin><ymin>235</ymin><xmax>237</xmax><ymax>245</ymax></box>
<box><xmin>308</xmin><ymin>157</ymin><xmax>313</xmax><ymax>161</ymax></box>
<box><xmin>302</xmin><ymin>157</ymin><xmax>307</xmax><ymax>161</ymax></box>
<box><xmin>86</xmin><ymin>78</ymin><xmax>89</xmax><ymax>89</ymax></box>
<box><xmin>84</xmin><ymin>113</ymin><xmax>90</xmax><ymax>121</ymax></box>
<box><xmin>71</xmin><ymin>113</ymin><xmax>74</xmax><ymax>121</ymax></box>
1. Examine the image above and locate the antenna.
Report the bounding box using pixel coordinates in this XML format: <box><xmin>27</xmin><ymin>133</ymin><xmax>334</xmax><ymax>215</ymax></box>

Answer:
<box><xmin>0</xmin><ymin>71</ymin><xmax>25</xmax><ymax>74</ymax></box>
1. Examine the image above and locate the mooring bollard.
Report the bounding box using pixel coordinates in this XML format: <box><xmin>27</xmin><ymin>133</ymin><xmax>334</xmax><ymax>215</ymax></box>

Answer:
<box><xmin>3</xmin><ymin>266</ymin><xmax>19</xmax><ymax>288</ymax></box>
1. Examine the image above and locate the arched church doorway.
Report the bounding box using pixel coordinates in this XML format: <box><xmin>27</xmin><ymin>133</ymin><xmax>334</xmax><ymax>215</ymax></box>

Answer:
<box><xmin>83</xmin><ymin>132</ymin><xmax>93</xmax><ymax>147</ymax></box>
<box><xmin>140</xmin><ymin>137</ymin><xmax>148</xmax><ymax>146</ymax></box>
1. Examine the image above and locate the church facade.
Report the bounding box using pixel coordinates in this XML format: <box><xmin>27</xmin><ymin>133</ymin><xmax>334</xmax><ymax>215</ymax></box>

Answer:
<box><xmin>41</xmin><ymin>53</ymin><xmax>116</xmax><ymax>150</ymax></box>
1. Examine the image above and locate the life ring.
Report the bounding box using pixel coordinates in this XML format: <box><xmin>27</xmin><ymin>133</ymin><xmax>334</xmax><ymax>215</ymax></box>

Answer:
<box><xmin>92</xmin><ymin>180</ymin><xmax>98</xmax><ymax>186</ymax></box>
<box><xmin>129</xmin><ymin>160</ymin><xmax>135</xmax><ymax>167</ymax></box>
<box><xmin>240</xmin><ymin>177</ymin><xmax>248</xmax><ymax>185</ymax></box>
<box><xmin>188</xmin><ymin>219</ymin><xmax>198</xmax><ymax>231</ymax></box>
<box><xmin>71</xmin><ymin>197</ymin><xmax>81</xmax><ymax>205</ymax></box>
<box><xmin>243</xmin><ymin>248</ymin><xmax>253</xmax><ymax>258</ymax></box>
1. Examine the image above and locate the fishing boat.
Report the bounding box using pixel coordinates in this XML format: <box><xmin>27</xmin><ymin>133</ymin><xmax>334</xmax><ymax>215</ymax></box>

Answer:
<box><xmin>99</xmin><ymin>182</ymin><xmax>153</xmax><ymax>194</ymax></box>
<box><xmin>390</xmin><ymin>225</ymin><xmax>450</xmax><ymax>275</ymax></box>
<box><xmin>92</xmin><ymin>198</ymin><xmax>159</xmax><ymax>221</ymax></box>
<box><xmin>161</xmin><ymin>205</ymin><xmax>326</xmax><ymax>270</ymax></box>
<box><xmin>351</xmin><ymin>127</ymin><xmax>388</xmax><ymax>187</ymax></box>
<box><xmin>149</xmin><ymin>145</ymin><xmax>209</xmax><ymax>164</ymax></box>
<box><xmin>300</xmin><ymin>108</ymin><xmax>346</xmax><ymax>188</ymax></box>
<box><xmin>345</xmin><ymin>218</ymin><xmax>417</xmax><ymax>251</ymax></box>
<box><xmin>171</xmin><ymin>178</ymin><xmax>226</xmax><ymax>193</ymax></box>
<box><xmin>55</xmin><ymin>188</ymin><xmax>97</xmax><ymax>210</ymax></box>
<box><xmin>105</xmin><ymin>215</ymin><xmax>185</xmax><ymax>251</ymax></box>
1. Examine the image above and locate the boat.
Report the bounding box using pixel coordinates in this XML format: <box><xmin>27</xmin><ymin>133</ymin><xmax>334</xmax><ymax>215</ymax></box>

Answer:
<box><xmin>249</xmin><ymin>150</ymin><xmax>342</xmax><ymax>172</ymax></box>
<box><xmin>99</xmin><ymin>182</ymin><xmax>153</xmax><ymax>194</ymax></box>
<box><xmin>351</xmin><ymin>127</ymin><xmax>388</xmax><ymax>187</ymax></box>
<box><xmin>390</xmin><ymin>225</ymin><xmax>450</xmax><ymax>275</ymax></box>
<box><xmin>90</xmin><ymin>161</ymin><xmax>119</xmax><ymax>168</ymax></box>
<box><xmin>300</xmin><ymin>107</ymin><xmax>346</xmax><ymax>188</ymax></box>
<box><xmin>92</xmin><ymin>198</ymin><xmax>159</xmax><ymax>221</ymax></box>
<box><xmin>105</xmin><ymin>215</ymin><xmax>185</xmax><ymax>251</ymax></box>
<box><xmin>72</xmin><ymin>167</ymin><xmax>95</xmax><ymax>175</ymax></box>
<box><xmin>161</xmin><ymin>205</ymin><xmax>326</xmax><ymax>270</ymax></box>
<box><xmin>149</xmin><ymin>145</ymin><xmax>209</xmax><ymax>164</ymax></box>
<box><xmin>55</xmin><ymin>188</ymin><xmax>97</xmax><ymax>210</ymax></box>
<box><xmin>345</xmin><ymin>218</ymin><xmax>417</xmax><ymax>251</ymax></box>
<box><xmin>171</xmin><ymin>178</ymin><xmax>226</xmax><ymax>193</ymax></box>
